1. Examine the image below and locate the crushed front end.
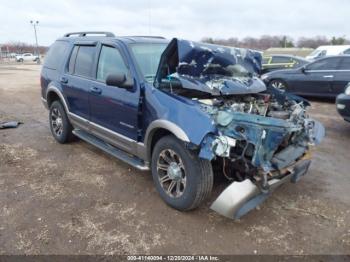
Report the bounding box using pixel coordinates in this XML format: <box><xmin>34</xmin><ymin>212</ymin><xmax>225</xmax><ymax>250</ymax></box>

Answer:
<box><xmin>154</xmin><ymin>38</ymin><xmax>325</xmax><ymax>219</ymax></box>
<box><xmin>197</xmin><ymin>90</ymin><xmax>324</xmax><ymax>219</ymax></box>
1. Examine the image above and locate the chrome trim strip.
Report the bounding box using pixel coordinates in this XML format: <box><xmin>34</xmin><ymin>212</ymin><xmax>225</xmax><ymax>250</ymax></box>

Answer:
<box><xmin>305</xmin><ymin>69</ymin><xmax>350</xmax><ymax>73</ymax></box>
<box><xmin>68</xmin><ymin>112</ymin><xmax>89</xmax><ymax>124</ymax></box>
<box><xmin>136</xmin><ymin>142</ymin><xmax>147</xmax><ymax>161</ymax></box>
<box><xmin>89</xmin><ymin>120</ymin><xmax>135</xmax><ymax>143</ymax></box>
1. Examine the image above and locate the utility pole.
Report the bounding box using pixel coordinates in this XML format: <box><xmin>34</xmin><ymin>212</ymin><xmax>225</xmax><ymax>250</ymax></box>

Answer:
<box><xmin>30</xmin><ymin>20</ymin><xmax>40</xmax><ymax>64</ymax></box>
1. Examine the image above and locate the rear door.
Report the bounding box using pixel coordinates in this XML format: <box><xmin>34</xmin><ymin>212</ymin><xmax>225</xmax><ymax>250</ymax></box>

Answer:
<box><xmin>292</xmin><ymin>57</ymin><xmax>341</xmax><ymax>96</ymax></box>
<box><xmin>333</xmin><ymin>57</ymin><xmax>350</xmax><ymax>95</ymax></box>
<box><xmin>62</xmin><ymin>43</ymin><xmax>97</xmax><ymax>121</ymax></box>
<box><xmin>88</xmin><ymin>43</ymin><xmax>140</xmax><ymax>152</ymax></box>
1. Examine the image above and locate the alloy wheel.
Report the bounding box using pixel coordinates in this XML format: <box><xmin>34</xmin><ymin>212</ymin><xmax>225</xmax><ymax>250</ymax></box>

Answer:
<box><xmin>51</xmin><ymin>107</ymin><xmax>63</xmax><ymax>137</ymax></box>
<box><xmin>271</xmin><ymin>80</ymin><xmax>286</xmax><ymax>90</ymax></box>
<box><xmin>156</xmin><ymin>149</ymin><xmax>186</xmax><ymax>198</ymax></box>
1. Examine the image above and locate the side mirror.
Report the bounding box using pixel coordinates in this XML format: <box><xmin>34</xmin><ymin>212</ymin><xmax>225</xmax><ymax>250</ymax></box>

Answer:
<box><xmin>301</xmin><ymin>66</ymin><xmax>307</xmax><ymax>74</ymax></box>
<box><xmin>106</xmin><ymin>73</ymin><xmax>134</xmax><ymax>89</ymax></box>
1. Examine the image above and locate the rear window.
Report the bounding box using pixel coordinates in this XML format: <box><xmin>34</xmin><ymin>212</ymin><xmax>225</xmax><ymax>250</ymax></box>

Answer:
<box><xmin>73</xmin><ymin>46</ymin><xmax>96</xmax><ymax>78</ymax></box>
<box><xmin>44</xmin><ymin>41</ymin><xmax>69</xmax><ymax>70</ymax></box>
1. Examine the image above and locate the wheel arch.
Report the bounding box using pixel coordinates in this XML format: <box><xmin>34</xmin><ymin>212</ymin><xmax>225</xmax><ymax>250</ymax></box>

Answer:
<box><xmin>144</xmin><ymin>120</ymin><xmax>190</xmax><ymax>161</ymax></box>
<box><xmin>46</xmin><ymin>86</ymin><xmax>69</xmax><ymax>113</ymax></box>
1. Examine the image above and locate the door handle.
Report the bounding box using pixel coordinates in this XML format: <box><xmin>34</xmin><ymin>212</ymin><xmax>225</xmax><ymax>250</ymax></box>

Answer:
<box><xmin>323</xmin><ymin>75</ymin><xmax>334</xmax><ymax>78</ymax></box>
<box><xmin>60</xmin><ymin>76</ymin><xmax>68</xmax><ymax>84</ymax></box>
<box><xmin>90</xmin><ymin>86</ymin><xmax>102</xmax><ymax>95</ymax></box>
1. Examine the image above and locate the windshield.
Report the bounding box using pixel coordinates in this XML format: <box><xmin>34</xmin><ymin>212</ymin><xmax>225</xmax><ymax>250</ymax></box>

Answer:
<box><xmin>309</xmin><ymin>49</ymin><xmax>327</xmax><ymax>58</ymax></box>
<box><xmin>130</xmin><ymin>43</ymin><xmax>167</xmax><ymax>82</ymax></box>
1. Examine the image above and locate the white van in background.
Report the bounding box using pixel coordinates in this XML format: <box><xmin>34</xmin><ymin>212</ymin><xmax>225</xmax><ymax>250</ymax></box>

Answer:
<box><xmin>306</xmin><ymin>45</ymin><xmax>350</xmax><ymax>60</ymax></box>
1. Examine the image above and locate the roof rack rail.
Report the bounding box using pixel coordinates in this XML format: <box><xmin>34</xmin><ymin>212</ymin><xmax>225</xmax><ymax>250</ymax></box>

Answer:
<box><xmin>64</xmin><ymin>31</ymin><xmax>115</xmax><ymax>37</ymax></box>
<box><xmin>127</xmin><ymin>36</ymin><xmax>165</xmax><ymax>39</ymax></box>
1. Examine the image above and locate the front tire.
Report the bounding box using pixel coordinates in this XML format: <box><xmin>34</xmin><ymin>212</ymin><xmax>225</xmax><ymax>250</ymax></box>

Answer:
<box><xmin>49</xmin><ymin>100</ymin><xmax>73</xmax><ymax>143</ymax></box>
<box><xmin>151</xmin><ymin>135</ymin><xmax>213</xmax><ymax>211</ymax></box>
<box><xmin>268</xmin><ymin>79</ymin><xmax>287</xmax><ymax>91</ymax></box>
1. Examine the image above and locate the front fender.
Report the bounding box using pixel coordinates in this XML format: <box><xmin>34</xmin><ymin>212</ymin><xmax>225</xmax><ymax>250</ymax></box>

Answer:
<box><xmin>143</xmin><ymin>86</ymin><xmax>217</xmax><ymax>146</ymax></box>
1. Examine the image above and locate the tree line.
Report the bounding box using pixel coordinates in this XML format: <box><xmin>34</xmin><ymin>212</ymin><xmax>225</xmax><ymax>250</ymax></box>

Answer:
<box><xmin>1</xmin><ymin>35</ymin><xmax>349</xmax><ymax>54</ymax></box>
<box><xmin>201</xmin><ymin>35</ymin><xmax>349</xmax><ymax>50</ymax></box>
<box><xmin>0</xmin><ymin>41</ymin><xmax>48</xmax><ymax>54</ymax></box>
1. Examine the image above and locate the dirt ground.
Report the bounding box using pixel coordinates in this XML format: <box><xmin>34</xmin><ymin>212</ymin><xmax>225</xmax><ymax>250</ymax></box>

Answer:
<box><xmin>0</xmin><ymin>64</ymin><xmax>349</xmax><ymax>255</ymax></box>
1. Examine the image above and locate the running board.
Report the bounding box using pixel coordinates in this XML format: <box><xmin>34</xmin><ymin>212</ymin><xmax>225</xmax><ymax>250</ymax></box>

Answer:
<box><xmin>73</xmin><ymin>129</ymin><xmax>149</xmax><ymax>171</ymax></box>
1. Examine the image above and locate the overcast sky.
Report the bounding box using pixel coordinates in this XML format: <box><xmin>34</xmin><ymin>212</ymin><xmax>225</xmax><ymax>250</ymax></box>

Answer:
<box><xmin>0</xmin><ymin>0</ymin><xmax>348</xmax><ymax>46</ymax></box>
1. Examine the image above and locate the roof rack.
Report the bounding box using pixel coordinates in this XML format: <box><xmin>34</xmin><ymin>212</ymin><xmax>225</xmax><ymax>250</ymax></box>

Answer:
<box><xmin>64</xmin><ymin>31</ymin><xmax>115</xmax><ymax>37</ymax></box>
<box><xmin>127</xmin><ymin>36</ymin><xmax>165</xmax><ymax>39</ymax></box>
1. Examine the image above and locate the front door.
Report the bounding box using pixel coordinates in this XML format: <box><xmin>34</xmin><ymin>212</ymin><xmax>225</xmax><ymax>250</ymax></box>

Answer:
<box><xmin>89</xmin><ymin>44</ymin><xmax>139</xmax><ymax>152</ymax></box>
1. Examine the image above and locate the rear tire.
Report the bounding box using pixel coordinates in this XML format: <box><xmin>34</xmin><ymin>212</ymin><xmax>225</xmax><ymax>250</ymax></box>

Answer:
<box><xmin>151</xmin><ymin>135</ymin><xmax>213</xmax><ymax>211</ymax></box>
<box><xmin>49</xmin><ymin>100</ymin><xmax>73</xmax><ymax>144</ymax></box>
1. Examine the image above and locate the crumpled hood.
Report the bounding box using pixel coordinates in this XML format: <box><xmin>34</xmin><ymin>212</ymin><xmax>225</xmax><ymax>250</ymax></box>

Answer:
<box><xmin>155</xmin><ymin>38</ymin><xmax>266</xmax><ymax>96</ymax></box>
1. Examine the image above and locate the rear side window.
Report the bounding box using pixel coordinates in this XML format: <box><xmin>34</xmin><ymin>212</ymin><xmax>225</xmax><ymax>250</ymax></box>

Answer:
<box><xmin>339</xmin><ymin>58</ymin><xmax>350</xmax><ymax>70</ymax></box>
<box><xmin>73</xmin><ymin>46</ymin><xmax>96</xmax><ymax>78</ymax></box>
<box><xmin>44</xmin><ymin>41</ymin><xmax>69</xmax><ymax>70</ymax></box>
<box><xmin>344</xmin><ymin>49</ymin><xmax>350</xmax><ymax>55</ymax></box>
<box><xmin>97</xmin><ymin>45</ymin><xmax>128</xmax><ymax>81</ymax></box>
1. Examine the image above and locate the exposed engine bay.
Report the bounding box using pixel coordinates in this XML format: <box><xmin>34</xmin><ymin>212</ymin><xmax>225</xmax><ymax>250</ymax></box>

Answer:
<box><xmin>195</xmin><ymin>90</ymin><xmax>324</xmax><ymax>191</ymax></box>
<box><xmin>197</xmin><ymin>92</ymin><xmax>302</xmax><ymax>120</ymax></box>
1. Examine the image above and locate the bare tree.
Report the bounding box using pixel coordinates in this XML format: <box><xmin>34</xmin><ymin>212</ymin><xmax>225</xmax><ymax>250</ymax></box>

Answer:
<box><xmin>200</xmin><ymin>35</ymin><xmax>349</xmax><ymax>50</ymax></box>
<box><xmin>1</xmin><ymin>41</ymin><xmax>48</xmax><ymax>54</ymax></box>
<box><xmin>296</xmin><ymin>36</ymin><xmax>329</xmax><ymax>48</ymax></box>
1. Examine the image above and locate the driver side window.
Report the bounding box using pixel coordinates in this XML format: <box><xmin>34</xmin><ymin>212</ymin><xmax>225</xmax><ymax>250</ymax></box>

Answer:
<box><xmin>97</xmin><ymin>45</ymin><xmax>129</xmax><ymax>82</ymax></box>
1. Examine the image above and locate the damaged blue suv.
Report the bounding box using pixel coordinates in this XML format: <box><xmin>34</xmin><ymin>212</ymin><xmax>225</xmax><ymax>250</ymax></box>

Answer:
<box><xmin>41</xmin><ymin>32</ymin><xmax>324</xmax><ymax>219</ymax></box>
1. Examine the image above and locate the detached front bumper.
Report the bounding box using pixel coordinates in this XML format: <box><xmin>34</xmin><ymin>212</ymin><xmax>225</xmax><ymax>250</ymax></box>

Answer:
<box><xmin>210</xmin><ymin>154</ymin><xmax>312</xmax><ymax>219</ymax></box>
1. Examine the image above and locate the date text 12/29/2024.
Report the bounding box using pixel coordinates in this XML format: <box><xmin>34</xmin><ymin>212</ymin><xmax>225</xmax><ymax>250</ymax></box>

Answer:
<box><xmin>127</xmin><ymin>255</ymin><xmax>219</xmax><ymax>261</ymax></box>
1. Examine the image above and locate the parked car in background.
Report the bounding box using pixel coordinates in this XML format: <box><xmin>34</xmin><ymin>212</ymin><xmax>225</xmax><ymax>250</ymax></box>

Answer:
<box><xmin>261</xmin><ymin>55</ymin><xmax>350</xmax><ymax>98</ymax></box>
<box><xmin>15</xmin><ymin>53</ymin><xmax>39</xmax><ymax>62</ymax></box>
<box><xmin>262</xmin><ymin>55</ymin><xmax>309</xmax><ymax>74</ymax></box>
<box><xmin>336</xmin><ymin>82</ymin><xmax>350</xmax><ymax>122</ymax></box>
<box><xmin>306</xmin><ymin>45</ymin><xmax>350</xmax><ymax>60</ymax></box>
